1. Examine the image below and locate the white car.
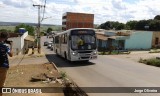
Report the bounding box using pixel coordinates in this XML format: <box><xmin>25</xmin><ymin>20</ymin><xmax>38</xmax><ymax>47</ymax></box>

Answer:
<box><xmin>47</xmin><ymin>42</ymin><xmax>52</xmax><ymax>48</ymax></box>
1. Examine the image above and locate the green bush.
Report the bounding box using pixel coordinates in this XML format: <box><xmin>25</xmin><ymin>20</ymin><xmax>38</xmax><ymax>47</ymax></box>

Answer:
<box><xmin>146</xmin><ymin>58</ymin><xmax>160</xmax><ymax>67</ymax></box>
<box><xmin>139</xmin><ymin>58</ymin><xmax>160</xmax><ymax>67</ymax></box>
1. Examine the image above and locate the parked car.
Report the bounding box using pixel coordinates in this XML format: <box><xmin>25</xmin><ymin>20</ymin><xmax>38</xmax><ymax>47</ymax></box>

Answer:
<box><xmin>51</xmin><ymin>44</ymin><xmax>53</xmax><ymax>51</ymax></box>
<box><xmin>49</xmin><ymin>35</ymin><xmax>53</xmax><ymax>38</ymax></box>
<box><xmin>47</xmin><ymin>42</ymin><xmax>52</xmax><ymax>48</ymax></box>
<box><xmin>44</xmin><ymin>41</ymin><xmax>48</xmax><ymax>46</ymax></box>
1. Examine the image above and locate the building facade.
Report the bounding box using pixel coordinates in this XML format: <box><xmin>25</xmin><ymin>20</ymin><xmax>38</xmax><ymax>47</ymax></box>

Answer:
<box><xmin>62</xmin><ymin>12</ymin><xmax>94</xmax><ymax>30</ymax></box>
<box><xmin>152</xmin><ymin>31</ymin><xmax>160</xmax><ymax>48</ymax></box>
<box><xmin>96</xmin><ymin>30</ymin><xmax>153</xmax><ymax>51</ymax></box>
<box><xmin>124</xmin><ymin>31</ymin><xmax>153</xmax><ymax>50</ymax></box>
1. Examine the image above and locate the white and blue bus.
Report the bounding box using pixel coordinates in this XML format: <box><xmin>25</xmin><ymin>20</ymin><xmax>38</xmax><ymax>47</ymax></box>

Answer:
<box><xmin>53</xmin><ymin>28</ymin><xmax>97</xmax><ymax>61</ymax></box>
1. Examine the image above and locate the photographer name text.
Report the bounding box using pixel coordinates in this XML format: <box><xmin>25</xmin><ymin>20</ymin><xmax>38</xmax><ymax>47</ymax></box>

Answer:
<box><xmin>134</xmin><ymin>88</ymin><xmax>158</xmax><ymax>93</ymax></box>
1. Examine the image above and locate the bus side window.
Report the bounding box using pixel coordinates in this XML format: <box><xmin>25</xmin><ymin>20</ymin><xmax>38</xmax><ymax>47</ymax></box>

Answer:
<box><xmin>61</xmin><ymin>35</ymin><xmax>64</xmax><ymax>44</ymax></box>
<box><xmin>64</xmin><ymin>34</ymin><xmax>67</xmax><ymax>44</ymax></box>
<box><xmin>55</xmin><ymin>36</ymin><xmax>59</xmax><ymax>43</ymax></box>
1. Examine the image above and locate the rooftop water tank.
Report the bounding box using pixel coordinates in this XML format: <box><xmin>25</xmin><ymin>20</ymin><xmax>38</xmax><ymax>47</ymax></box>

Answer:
<box><xmin>19</xmin><ymin>28</ymin><xmax>26</xmax><ymax>34</ymax></box>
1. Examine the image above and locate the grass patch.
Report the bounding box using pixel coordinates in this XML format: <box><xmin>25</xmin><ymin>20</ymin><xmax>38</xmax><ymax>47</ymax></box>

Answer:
<box><xmin>139</xmin><ymin>58</ymin><xmax>160</xmax><ymax>67</ymax></box>
<box><xmin>98</xmin><ymin>51</ymin><xmax>119</xmax><ymax>55</ymax></box>
<box><xmin>98</xmin><ymin>50</ymin><xmax>130</xmax><ymax>55</ymax></box>
<box><xmin>149</xmin><ymin>49</ymin><xmax>160</xmax><ymax>53</ymax></box>
<box><xmin>0</xmin><ymin>26</ymin><xmax>15</xmax><ymax>32</ymax></box>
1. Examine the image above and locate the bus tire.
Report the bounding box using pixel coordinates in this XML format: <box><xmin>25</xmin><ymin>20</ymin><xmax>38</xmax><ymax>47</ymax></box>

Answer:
<box><xmin>56</xmin><ymin>49</ymin><xmax>58</xmax><ymax>54</ymax></box>
<box><xmin>64</xmin><ymin>52</ymin><xmax>67</xmax><ymax>60</ymax></box>
<box><xmin>84</xmin><ymin>60</ymin><xmax>89</xmax><ymax>62</ymax></box>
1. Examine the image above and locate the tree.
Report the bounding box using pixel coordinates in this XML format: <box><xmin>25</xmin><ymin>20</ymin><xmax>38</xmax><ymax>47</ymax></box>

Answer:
<box><xmin>47</xmin><ymin>27</ymin><xmax>53</xmax><ymax>33</ymax></box>
<box><xmin>135</xmin><ymin>20</ymin><xmax>150</xmax><ymax>30</ymax></box>
<box><xmin>125</xmin><ymin>20</ymin><xmax>138</xmax><ymax>30</ymax></box>
<box><xmin>149</xmin><ymin>20</ymin><xmax>160</xmax><ymax>31</ymax></box>
<box><xmin>116</xmin><ymin>23</ymin><xmax>125</xmax><ymax>30</ymax></box>
<box><xmin>154</xmin><ymin>15</ymin><xmax>160</xmax><ymax>20</ymax></box>
<box><xmin>25</xmin><ymin>25</ymin><xmax>34</xmax><ymax>36</ymax></box>
<box><xmin>14</xmin><ymin>23</ymin><xmax>35</xmax><ymax>36</ymax></box>
<box><xmin>98</xmin><ymin>15</ymin><xmax>160</xmax><ymax>31</ymax></box>
<box><xmin>98</xmin><ymin>21</ymin><xmax>125</xmax><ymax>30</ymax></box>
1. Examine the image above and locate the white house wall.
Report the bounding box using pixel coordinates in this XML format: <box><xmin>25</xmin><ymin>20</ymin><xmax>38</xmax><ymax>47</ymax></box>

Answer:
<box><xmin>20</xmin><ymin>31</ymin><xmax>28</xmax><ymax>49</ymax></box>
<box><xmin>8</xmin><ymin>31</ymin><xmax>28</xmax><ymax>55</ymax></box>
<box><xmin>8</xmin><ymin>36</ymin><xmax>21</xmax><ymax>55</ymax></box>
<box><xmin>125</xmin><ymin>31</ymin><xmax>153</xmax><ymax>50</ymax></box>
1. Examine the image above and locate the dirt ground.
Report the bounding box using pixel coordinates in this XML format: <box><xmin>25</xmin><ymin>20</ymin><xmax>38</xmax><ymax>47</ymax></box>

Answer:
<box><xmin>3</xmin><ymin>63</ymin><xmax>64</xmax><ymax>96</ymax></box>
<box><xmin>112</xmin><ymin>51</ymin><xmax>160</xmax><ymax>62</ymax></box>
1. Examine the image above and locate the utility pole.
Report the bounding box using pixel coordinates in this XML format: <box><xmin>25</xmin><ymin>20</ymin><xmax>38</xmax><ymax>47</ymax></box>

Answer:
<box><xmin>33</xmin><ymin>4</ymin><xmax>45</xmax><ymax>54</ymax></box>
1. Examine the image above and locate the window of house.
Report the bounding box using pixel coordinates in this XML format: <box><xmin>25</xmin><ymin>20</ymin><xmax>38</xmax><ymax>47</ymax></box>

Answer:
<box><xmin>155</xmin><ymin>37</ymin><xmax>159</xmax><ymax>45</ymax></box>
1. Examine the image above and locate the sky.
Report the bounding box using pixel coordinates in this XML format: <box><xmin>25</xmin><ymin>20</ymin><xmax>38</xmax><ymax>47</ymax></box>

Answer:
<box><xmin>0</xmin><ymin>0</ymin><xmax>160</xmax><ymax>25</ymax></box>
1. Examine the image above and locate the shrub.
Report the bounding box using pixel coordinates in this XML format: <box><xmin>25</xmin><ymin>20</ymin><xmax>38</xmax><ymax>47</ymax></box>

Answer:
<box><xmin>139</xmin><ymin>58</ymin><xmax>160</xmax><ymax>67</ymax></box>
<box><xmin>146</xmin><ymin>58</ymin><xmax>160</xmax><ymax>67</ymax></box>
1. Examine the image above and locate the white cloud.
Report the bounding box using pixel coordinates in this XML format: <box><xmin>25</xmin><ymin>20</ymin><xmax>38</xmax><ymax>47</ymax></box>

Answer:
<box><xmin>0</xmin><ymin>0</ymin><xmax>160</xmax><ymax>25</ymax></box>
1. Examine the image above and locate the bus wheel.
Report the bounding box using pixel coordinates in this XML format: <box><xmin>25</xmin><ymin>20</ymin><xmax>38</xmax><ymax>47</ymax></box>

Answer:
<box><xmin>84</xmin><ymin>60</ymin><xmax>89</xmax><ymax>62</ymax></box>
<box><xmin>64</xmin><ymin>52</ymin><xmax>67</xmax><ymax>60</ymax></box>
<box><xmin>56</xmin><ymin>49</ymin><xmax>58</xmax><ymax>54</ymax></box>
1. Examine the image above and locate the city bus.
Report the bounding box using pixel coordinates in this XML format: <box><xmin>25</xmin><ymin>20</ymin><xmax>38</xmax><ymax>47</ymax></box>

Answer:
<box><xmin>53</xmin><ymin>28</ymin><xmax>97</xmax><ymax>61</ymax></box>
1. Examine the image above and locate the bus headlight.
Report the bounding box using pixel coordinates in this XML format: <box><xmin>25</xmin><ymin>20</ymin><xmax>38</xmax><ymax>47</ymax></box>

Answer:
<box><xmin>72</xmin><ymin>51</ymin><xmax>78</xmax><ymax>56</ymax></box>
<box><xmin>93</xmin><ymin>51</ymin><xmax>97</xmax><ymax>55</ymax></box>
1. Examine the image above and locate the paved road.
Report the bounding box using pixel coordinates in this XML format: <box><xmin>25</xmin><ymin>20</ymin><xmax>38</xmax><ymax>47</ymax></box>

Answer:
<box><xmin>42</xmin><ymin>36</ymin><xmax>160</xmax><ymax>96</ymax></box>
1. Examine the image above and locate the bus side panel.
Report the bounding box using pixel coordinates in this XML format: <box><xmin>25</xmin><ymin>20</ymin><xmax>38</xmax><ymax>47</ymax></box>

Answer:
<box><xmin>61</xmin><ymin>44</ymin><xmax>68</xmax><ymax>58</ymax></box>
<box><xmin>54</xmin><ymin>36</ymin><xmax>60</xmax><ymax>55</ymax></box>
<box><xmin>59</xmin><ymin>33</ymin><xmax>70</xmax><ymax>60</ymax></box>
<box><xmin>67</xmin><ymin>41</ymin><xmax>71</xmax><ymax>61</ymax></box>
<box><xmin>67</xmin><ymin>33</ymin><xmax>71</xmax><ymax>61</ymax></box>
<box><xmin>55</xmin><ymin>44</ymin><xmax>60</xmax><ymax>55</ymax></box>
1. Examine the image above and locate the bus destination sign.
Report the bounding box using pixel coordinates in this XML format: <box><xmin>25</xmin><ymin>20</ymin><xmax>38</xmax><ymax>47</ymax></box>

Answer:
<box><xmin>71</xmin><ymin>30</ymin><xmax>95</xmax><ymax>35</ymax></box>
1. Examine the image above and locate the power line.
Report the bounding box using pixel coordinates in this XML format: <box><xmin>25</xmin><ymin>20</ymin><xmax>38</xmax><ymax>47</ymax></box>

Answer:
<box><xmin>41</xmin><ymin>0</ymin><xmax>47</xmax><ymax>22</ymax></box>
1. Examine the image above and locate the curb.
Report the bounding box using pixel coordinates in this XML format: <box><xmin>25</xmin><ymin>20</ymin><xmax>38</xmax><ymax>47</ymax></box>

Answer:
<box><xmin>50</xmin><ymin>62</ymin><xmax>88</xmax><ymax>96</ymax></box>
<box><xmin>51</xmin><ymin>62</ymin><xmax>59</xmax><ymax>72</ymax></box>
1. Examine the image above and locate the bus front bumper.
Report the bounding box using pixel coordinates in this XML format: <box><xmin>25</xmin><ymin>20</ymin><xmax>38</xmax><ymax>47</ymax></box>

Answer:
<box><xmin>70</xmin><ymin>54</ymin><xmax>97</xmax><ymax>61</ymax></box>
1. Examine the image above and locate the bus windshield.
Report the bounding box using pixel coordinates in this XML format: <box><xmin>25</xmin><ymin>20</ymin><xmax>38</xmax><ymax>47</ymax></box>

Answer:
<box><xmin>71</xmin><ymin>35</ymin><xmax>96</xmax><ymax>50</ymax></box>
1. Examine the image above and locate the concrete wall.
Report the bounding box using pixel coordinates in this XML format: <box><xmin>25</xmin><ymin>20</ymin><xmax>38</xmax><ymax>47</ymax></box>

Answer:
<box><xmin>125</xmin><ymin>31</ymin><xmax>152</xmax><ymax>50</ymax></box>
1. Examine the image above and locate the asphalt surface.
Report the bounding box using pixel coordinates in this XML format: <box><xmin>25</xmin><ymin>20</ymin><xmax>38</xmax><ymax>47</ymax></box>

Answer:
<box><xmin>42</xmin><ymin>36</ymin><xmax>160</xmax><ymax>96</ymax></box>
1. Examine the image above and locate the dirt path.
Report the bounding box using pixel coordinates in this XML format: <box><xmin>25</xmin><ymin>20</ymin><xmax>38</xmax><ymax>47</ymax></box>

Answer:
<box><xmin>3</xmin><ymin>63</ymin><xmax>64</xmax><ymax>96</ymax></box>
<box><xmin>112</xmin><ymin>52</ymin><xmax>160</xmax><ymax>62</ymax></box>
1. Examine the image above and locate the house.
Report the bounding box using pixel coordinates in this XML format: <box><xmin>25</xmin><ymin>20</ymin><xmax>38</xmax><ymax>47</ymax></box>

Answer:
<box><xmin>8</xmin><ymin>31</ymin><xmax>35</xmax><ymax>55</ymax></box>
<box><xmin>96</xmin><ymin>29</ymin><xmax>153</xmax><ymax>51</ymax></box>
<box><xmin>124</xmin><ymin>31</ymin><xmax>152</xmax><ymax>50</ymax></box>
<box><xmin>152</xmin><ymin>31</ymin><xmax>160</xmax><ymax>48</ymax></box>
<box><xmin>96</xmin><ymin>30</ymin><xmax>130</xmax><ymax>51</ymax></box>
